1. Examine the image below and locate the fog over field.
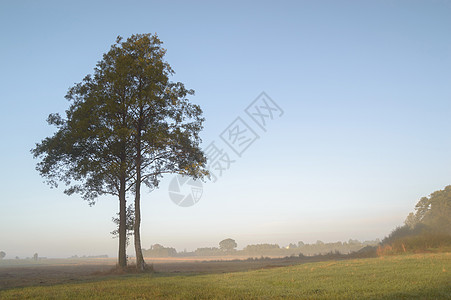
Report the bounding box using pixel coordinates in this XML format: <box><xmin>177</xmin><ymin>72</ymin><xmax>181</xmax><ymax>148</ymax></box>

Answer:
<box><xmin>0</xmin><ymin>0</ymin><xmax>450</xmax><ymax>260</ymax></box>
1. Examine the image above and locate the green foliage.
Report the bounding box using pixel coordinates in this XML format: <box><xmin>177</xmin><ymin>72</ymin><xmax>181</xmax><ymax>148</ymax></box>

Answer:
<box><xmin>1</xmin><ymin>253</ymin><xmax>449</xmax><ymax>299</ymax></box>
<box><xmin>111</xmin><ymin>205</ymin><xmax>134</xmax><ymax>246</ymax></box>
<box><xmin>404</xmin><ymin>185</ymin><xmax>451</xmax><ymax>234</ymax></box>
<box><xmin>0</xmin><ymin>251</ymin><xmax>5</xmax><ymax>259</ymax></box>
<box><xmin>32</xmin><ymin>33</ymin><xmax>207</xmax><ymax>200</ymax></box>
<box><xmin>108</xmin><ymin>33</ymin><xmax>208</xmax><ymax>185</ymax></box>
<box><xmin>381</xmin><ymin>224</ymin><xmax>428</xmax><ymax>246</ymax></box>
<box><xmin>32</xmin><ymin>69</ymin><xmax>135</xmax><ymax>202</ymax></box>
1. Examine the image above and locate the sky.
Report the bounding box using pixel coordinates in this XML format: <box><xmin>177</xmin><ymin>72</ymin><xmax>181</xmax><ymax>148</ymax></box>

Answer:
<box><xmin>0</xmin><ymin>0</ymin><xmax>450</xmax><ymax>258</ymax></box>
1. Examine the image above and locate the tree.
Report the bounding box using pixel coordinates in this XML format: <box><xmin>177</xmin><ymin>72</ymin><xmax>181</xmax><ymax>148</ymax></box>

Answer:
<box><xmin>115</xmin><ymin>34</ymin><xmax>207</xmax><ymax>270</ymax></box>
<box><xmin>111</xmin><ymin>204</ymin><xmax>134</xmax><ymax>246</ymax></box>
<box><xmin>142</xmin><ymin>244</ymin><xmax>177</xmax><ymax>257</ymax></box>
<box><xmin>404</xmin><ymin>185</ymin><xmax>451</xmax><ymax>234</ymax></box>
<box><xmin>32</xmin><ymin>33</ymin><xmax>208</xmax><ymax>270</ymax></box>
<box><xmin>405</xmin><ymin>212</ymin><xmax>420</xmax><ymax>229</ymax></box>
<box><xmin>243</xmin><ymin>243</ymin><xmax>279</xmax><ymax>255</ymax></box>
<box><xmin>0</xmin><ymin>251</ymin><xmax>5</xmax><ymax>259</ymax></box>
<box><xmin>32</xmin><ymin>48</ymin><xmax>135</xmax><ymax>268</ymax></box>
<box><xmin>219</xmin><ymin>238</ymin><xmax>237</xmax><ymax>251</ymax></box>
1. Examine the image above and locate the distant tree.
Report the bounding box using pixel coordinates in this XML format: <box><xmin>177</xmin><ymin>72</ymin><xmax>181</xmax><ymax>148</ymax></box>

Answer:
<box><xmin>194</xmin><ymin>247</ymin><xmax>221</xmax><ymax>256</ymax></box>
<box><xmin>33</xmin><ymin>253</ymin><xmax>38</xmax><ymax>261</ymax></box>
<box><xmin>0</xmin><ymin>251</ymin><xmax>5</xmax><ymax>259</ymax></box>
<box><xmin>219</xmin><ymin>238</ymin><xmax>237</xmax><ymax>251</ymax></box>
<box><xmin>151</xmin><ymin>244</ymin><xmax>164</xmax><ymax>250</ymax></box>
<box><xmin>243</xmin><ymin>243</ymin><xmax>280</xmax><ymax>255</ymax></box>
<box><xmin>142</xmin><ymin>244</ymin><xmax>177</xmax><ymax>257</ymax></box>
<box><xmin>404</xmin><ymin>185</ymin><xmax>451</xmax><ymax>234</ymax></box>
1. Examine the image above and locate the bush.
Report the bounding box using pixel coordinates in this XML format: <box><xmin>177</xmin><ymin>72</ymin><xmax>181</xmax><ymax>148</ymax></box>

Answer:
<box><xmin>381</xmin><ymin>224</ymin><xmax>428</xmax><ymax>246</ymax></box>
<box><xmin>378</xmin><ymin>232</ymin><xmax>451</xmax><ymax>256</ymax></box>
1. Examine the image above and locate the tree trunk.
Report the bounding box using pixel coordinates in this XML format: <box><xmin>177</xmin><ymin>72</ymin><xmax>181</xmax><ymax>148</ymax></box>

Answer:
<box><xmin>118</xmin><ymin>170</ymin><xmax>127</xmax><ymax>269</ymax></box>
<box><xmin>134</xmin><ymin>123</ymin><xmax>146</xmax><ymax>271</ymax></box>
<box><xmin>118</xmin><ymin>109</ymin><xmax>130</xmax><ymax>270</ymax></box>
<box><xmin>134</xmin><ymin>176</ymin><xmax>146</xmax><ymax>271</ymax></box>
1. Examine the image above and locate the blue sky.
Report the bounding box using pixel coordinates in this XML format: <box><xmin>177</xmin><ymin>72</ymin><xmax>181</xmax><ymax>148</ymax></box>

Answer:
<box><xmin>0</xmin><ymin>0</ymin><xmax>450</xmax><ymax>258</ymax></box>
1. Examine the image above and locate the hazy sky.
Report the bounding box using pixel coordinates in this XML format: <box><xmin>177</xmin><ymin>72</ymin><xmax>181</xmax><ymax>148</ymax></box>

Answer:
<box><xmin>1</xmin><ymin>0</ymin><xmax>450</xmax><ymax>258</ymax></box>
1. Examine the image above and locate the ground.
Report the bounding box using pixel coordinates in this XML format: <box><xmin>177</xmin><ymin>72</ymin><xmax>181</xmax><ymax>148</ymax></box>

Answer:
<box><xmin>0</xmin><ymin>253</ymin><xmax>450</xmax><ymax>299</ymax></box>
<box><xmin>0</xmin><ymin>255</ymin><xmax>325</xmax><ymax>290</ymax></box>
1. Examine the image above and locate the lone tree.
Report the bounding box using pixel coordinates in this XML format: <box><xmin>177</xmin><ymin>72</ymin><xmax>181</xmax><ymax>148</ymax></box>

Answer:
<box><xmin>0</xmin><ymin>251</ymin><xmax>5</xmax><ymax>260</ymax></box>
<box><xmin>219</xmin><ymin>238</ymin><xmax>237</xmax><ymax>252</ymax></box>
<box><xmin>32</xmin><ymin>33</ymin><xmax>208</xmax><ymax>270</ymax></box>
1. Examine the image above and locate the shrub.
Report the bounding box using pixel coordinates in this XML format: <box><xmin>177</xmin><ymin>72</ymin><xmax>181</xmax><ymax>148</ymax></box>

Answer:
<box><xmin>378</xmin><ymin>232</ymin><xmax>451</xmax><ymax>256</ymax></box>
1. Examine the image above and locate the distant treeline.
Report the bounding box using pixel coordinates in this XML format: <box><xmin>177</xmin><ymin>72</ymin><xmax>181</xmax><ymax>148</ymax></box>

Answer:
<box><xmin>141</xmin><ymin>239</ymin><xmax>380</xmax><ymax>258</ymax></box>
<box><xmin>68</xmin><ymin>255</ymin><xmax>109</xmax><ymax>259</ymax></box>
<box><xmin>145</xmin><ymin>187</ymin><xmax>450</xmax><ymax>258</ymax></box>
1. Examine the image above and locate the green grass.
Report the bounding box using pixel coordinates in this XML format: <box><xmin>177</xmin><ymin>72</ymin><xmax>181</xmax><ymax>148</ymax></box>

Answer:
<box><xmin>1</xmin><ymin>253</ymin><xmax>450</xmax><ymax>299</ymax></box>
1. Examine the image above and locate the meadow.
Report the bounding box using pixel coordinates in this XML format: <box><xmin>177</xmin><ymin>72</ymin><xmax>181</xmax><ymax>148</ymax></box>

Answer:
<box><xmin>0</xmin><ymin>252</ymin><xmax>449</xmax><ymax>299</ymax></box>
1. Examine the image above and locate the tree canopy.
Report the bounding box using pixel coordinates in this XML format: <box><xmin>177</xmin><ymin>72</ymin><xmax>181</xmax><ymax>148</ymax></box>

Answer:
<box><xmin>405</xmin><ymin>185</ymin><xmax>451</xmax><ymax>234</ymax></box>
<box><xmin>219</xmin><ymin>238</ymin><xmax>237</xmax><ymax>251</ymax></box>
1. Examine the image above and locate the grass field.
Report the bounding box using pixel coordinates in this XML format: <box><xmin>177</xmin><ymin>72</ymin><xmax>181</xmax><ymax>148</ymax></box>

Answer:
<box><xmin>1</xmin><ymin>253</ymin><xmax>450</xmax><ymax>299</ymax></box>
